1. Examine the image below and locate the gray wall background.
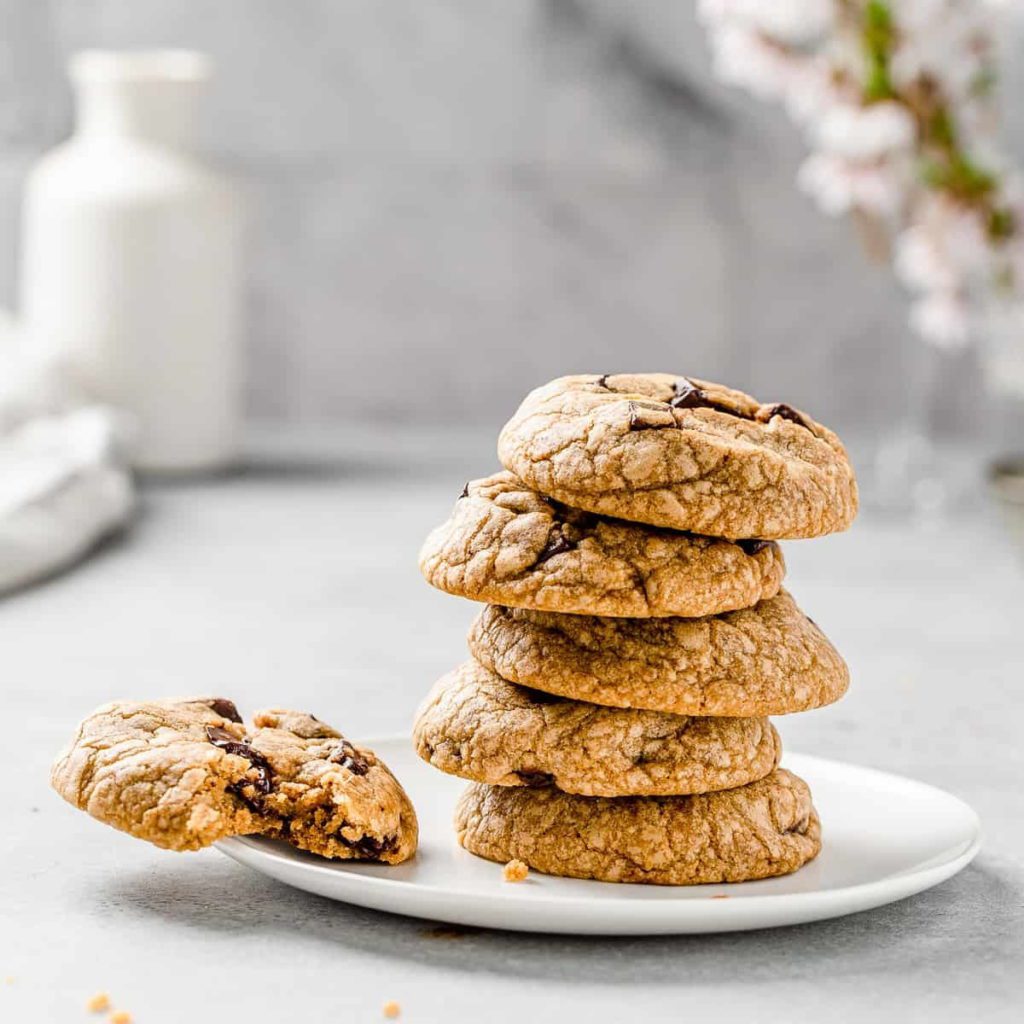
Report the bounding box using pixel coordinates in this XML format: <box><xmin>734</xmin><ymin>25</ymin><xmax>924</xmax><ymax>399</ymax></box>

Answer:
<box><xmin>2</xmin><ymin>0</ymin><xmax>1022</xmax><ymax>434</ymax></box>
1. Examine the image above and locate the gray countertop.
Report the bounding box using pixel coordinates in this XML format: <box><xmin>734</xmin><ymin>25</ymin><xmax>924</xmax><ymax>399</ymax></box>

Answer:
<box><xmin>2</xmin><ymin>436</ymin><xmax>1023</xmax><ymax>1023</ymax></box>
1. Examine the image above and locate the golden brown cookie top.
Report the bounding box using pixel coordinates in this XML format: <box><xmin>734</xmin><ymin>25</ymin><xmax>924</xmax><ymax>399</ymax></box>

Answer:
<box><xmin>468</xmin><ymin>590</ymin><xmax>848</xmax><ymax>716</ymax></box>
<box><xmin>50</xmin><ymin>698</ymin><xmax>417</xmax><ymax>862</ymax></box>
<box><xmin>419</xmin><ymin>471</ymin><xmax>785</xmax><ymax>617</ymax></box>
<box><xmin>413</xmin><ymin>660</ymin><xmax>781</xmax><ymax>797</ymax></box>
<box><xmin>497</xmin><ymin>374</ymin><xmax>858</xmax><ymax>539</ymax></box>
<box><xmin>455</xmin><ymin>769</ymin><xmax>821</xmax><ymax>885</ymax></box>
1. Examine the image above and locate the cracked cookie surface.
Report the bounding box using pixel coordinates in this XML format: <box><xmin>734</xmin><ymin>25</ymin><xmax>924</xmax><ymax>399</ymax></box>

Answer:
<box><xmin>468</xmin><ymin>590</ymin><xmax>848</xmax><ymax>716</ymax></box>
<box><xmin>50</xmin><ymin>698</ymin><xmax>418</xmax><ymax>862</ymax></box>
<box><xmin>414</xmin><ymin>661</ymin><xmax>780</xmax><ymax>796</ymax></box>
<box><xmin>455</xmin><ymin>769</ymin><xmax>819</xmax><ymax>885</ymax></box>
<box><xmin>419</xmin><ymin>472</ymin><xmax>785</xmax><ymax>617</ymax></box>
<box><xmin>497</xmin><ymin>374</ymin><xmax>858</xmax><ymax>539</ymax></box>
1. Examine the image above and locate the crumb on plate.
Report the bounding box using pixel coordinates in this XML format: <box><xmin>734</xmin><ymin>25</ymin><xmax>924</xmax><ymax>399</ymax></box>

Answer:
<box><xmin>86</xmin><ymin>992</ymin><xmax>110</xmax><ymax>1012</ymax></box>
<box><xmin>503</xmin><ymin>858</ymin><xmax>529</xmax><ymax>883</ymax></box>
<box><xmin>383</xmin><ymin>1000</ymin><xmax>401</xmax><ymax>1018</ymax></box>
<box><xmin>109</xmin><ymin>1011</ymin><xmax>132</xmax><ymax>1024</ymax></box>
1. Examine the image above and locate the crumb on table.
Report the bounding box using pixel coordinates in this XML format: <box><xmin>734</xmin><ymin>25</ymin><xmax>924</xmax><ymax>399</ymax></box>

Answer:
<box><xmin>503</xmin><ymin>858</ymin><xmax>529</xmax><ymax>883</ymax></box>
<box><xmin>382</xmin><ymin>999</ymin><xmax>401</xmax><ymax>1018</ymax></box>
<box><xmin>86</xmin><ymin>992</ymin><xmax>110</xmax><ymax>1012</ymax></box>
<box><xmin>109</xmin><ymin>1011</ymin><xmax>132</xmax><ymax>1024</ymax></box>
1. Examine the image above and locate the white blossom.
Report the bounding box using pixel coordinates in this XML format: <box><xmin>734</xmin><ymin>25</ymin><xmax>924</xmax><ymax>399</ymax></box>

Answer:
<box><xmin>894</xmin><ymin>225</ymin><xmax>959</xmax><ymax>292</ymax></box>
<box><xmin>698</xmin><ymin>0</ymin><xmax>835</xmax><ymax>44</ymax></box>
<box><xmin>705</xmin><ymin>24</ymin><xmax>795</xmax><ymax>99</ymax></box>
<box><xmin>813</xmin><ymin>102</ymin><xmax>917</xmax><ymax>160</ymax></box>
<box><xmin>798</xmin><ymin>152</ymin><xmax>906</xmax><ymax>217</ymax></box>
<box><xmin>909</xmin><ymin>291</ymin><xmax>972</xmax><ymax>348</ymax></box>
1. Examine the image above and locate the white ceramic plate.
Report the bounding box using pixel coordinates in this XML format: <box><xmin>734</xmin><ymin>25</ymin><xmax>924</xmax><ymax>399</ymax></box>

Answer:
<box><xmin>218</xmin><ymin>737</ymin><xmax>981</xmax><ymax>935</ymax></box>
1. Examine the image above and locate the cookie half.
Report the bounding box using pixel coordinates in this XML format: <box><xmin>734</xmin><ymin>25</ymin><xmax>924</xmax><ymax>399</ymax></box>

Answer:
<box><xmin>51</xmin><ymin>698</ymin><xmax>418</xmax><ymax>862</ymax></box>
<box><xmin>414</xmin><ymin>661</ymin><xmax>781</xmax><ymax>797</ymax></box>
<box><xmin>419</xmin><ymin>471</ymin><xmax>785</xmax><ymax>617</ymax></box>
<box><xmin>455</xmin><ymin>769</ymin><xmax>820</xmax><ymax>885</ymax></box>
<box><xmin>468</xmin><ymin>591</ymin><xmax>847</xmax><ymax>717</ymax></box>
<box><xmin>497</xmin><ymin>374</ymin><xmax>858</xmax><ymax>539</ymax></box>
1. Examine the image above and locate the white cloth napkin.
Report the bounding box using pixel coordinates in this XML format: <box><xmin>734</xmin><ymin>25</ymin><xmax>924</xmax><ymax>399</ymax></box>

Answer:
<box><xmin>0</xmin><ymin>315</ymin><xmax>134</xmax><ymax>596</ymax></box>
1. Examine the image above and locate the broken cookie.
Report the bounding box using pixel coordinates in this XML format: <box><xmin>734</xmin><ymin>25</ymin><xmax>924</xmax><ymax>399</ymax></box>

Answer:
<box><xmin>50</xmin><ymin>698</ymin><xmax>417</xmax><ymax>862</ymax></box>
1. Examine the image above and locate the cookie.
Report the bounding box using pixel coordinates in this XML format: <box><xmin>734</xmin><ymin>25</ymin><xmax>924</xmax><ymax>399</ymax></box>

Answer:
<box><xmin>413</xmin><ymin>661</ymin><xmax>781</xmax><ymax>796</ymax></box>
<box><xmin>468</xmin><ymin>590</ymin><xmax>848</xmax><ymax>716</ymax></box>
<box><xmin>50</xmin><ymin>698</ymin><xmax>418</xmax><ymax>862</ymax></box>
<box><xmin>455</xmin><ymin>769</ymin><xmax>819</xmax><ymax>885</ymax></box>
<box><xmin>497</xmin><ymin>374</ymin><xmax>858</xmax><ymax>539</ymax></box>
<box><xmin>419</xmin><ymin>472</ymin><xmax>785</xmax><ymax>617</ymax></box>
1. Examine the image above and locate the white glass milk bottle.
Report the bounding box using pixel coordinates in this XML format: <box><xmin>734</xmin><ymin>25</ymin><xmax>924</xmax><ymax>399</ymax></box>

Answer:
<box><xmin>20</xmin><ymin>50</ymin><xmax>245</xmax><ymax>473</ymax></box>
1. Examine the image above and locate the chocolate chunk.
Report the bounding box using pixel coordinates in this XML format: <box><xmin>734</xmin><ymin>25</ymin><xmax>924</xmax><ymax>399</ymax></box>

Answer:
<box><xmin>204</xmin><ymin>698</ymin><xmax>243</xmax><ymax>724</ymax></box>
<box><xmin>515</xmin><ymin>771</ymin><xmax>555</xmax><ymax>787</ymax></box>
<box><xmin>458</xmin><ymin>482</ymin><xmax>470</xmax><ymax>499</ymax></box>
<box><xmin>206</xmin><ymin>726</ymin><xmax>274</xmax><ymax>795</ymax></box>
<box><xmin>737</xmin><ymin>539</ymin><xmax>771</xmax><ymax>556</ymax></box>
<box><xmin>522</xmin><ymin>688</ymin><xmax>565</xmax><ymax>705</ymax></box>
<box><xmin>339</xmin><ymin>832</ymin><xmax>399</xmax><ymax>859</ymax></box>
<box><xmin>595</xmin><ymin>374</ymin><xmax>611</xmax><ymax>389</ymax></box>
<box><xmin>537</xmin><ymin>530</ymin><xmax>574</xmax><ymax>563</ymax></box>
<box><xmin>627</xmin><ymin>401</ymin><xmax>678</xmax><ymax>431</ymax></box>
<box><xmin>329</xmin><ymin>739</ymin><xmax>370</xmax><ymax>776</ymax></box>
<box><xmin>760</xmin><ymin>403</ymin><xmax>811</xmax><ymax>430</ymax></box>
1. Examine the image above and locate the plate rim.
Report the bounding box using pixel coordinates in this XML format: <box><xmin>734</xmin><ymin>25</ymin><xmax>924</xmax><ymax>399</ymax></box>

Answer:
<box><xmin>216</xmin><ymin>738</ymin><xmax>983</xmax><ymax>932</ymax></box>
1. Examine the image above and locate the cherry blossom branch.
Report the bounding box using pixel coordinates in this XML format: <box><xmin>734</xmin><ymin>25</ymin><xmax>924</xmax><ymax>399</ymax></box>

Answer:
<box><xmin>700</xmin><ymin>0</ymin><xmax>1023</xmax><ymax>349</ymax></box>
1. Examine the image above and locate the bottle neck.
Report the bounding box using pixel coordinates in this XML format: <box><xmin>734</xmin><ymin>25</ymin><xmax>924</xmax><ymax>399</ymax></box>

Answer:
<box><xmin>69</xmin><ymin>51</ymin><xmax>210</xmax><ymax>150</ymax></box>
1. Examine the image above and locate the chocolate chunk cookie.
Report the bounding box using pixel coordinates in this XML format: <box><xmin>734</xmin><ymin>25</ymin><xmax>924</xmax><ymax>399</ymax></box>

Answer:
<box><xmin>455</xmin><ymin>769</ymin><xmax>819</xmax><ymax>885</ymax></box>
<box><xmin>50</xmin><ymin>698</ymin><xmax>418</xmax><ymax>862</ymax></box>
<box><xmin>419</xmin><ymin>472</ymin><xmax>785</xmax><ymax>617</ymax></box>
<box><xmin>468</xmin><ymin>590</ymin><xmax>848</xmax><ymax>716</ymax></box>
<box><xmin>497</xmin><ymin>374</ymin><xmax>858</xmax><ymax>539</ymax></box>
<box><xmin>414</xmin><ymin>661</ymin><xmax>781</xmax><ymax>797</ymax></box>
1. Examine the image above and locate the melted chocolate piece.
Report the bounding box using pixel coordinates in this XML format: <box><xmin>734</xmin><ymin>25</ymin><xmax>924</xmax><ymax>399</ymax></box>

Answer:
<box><xmin>226</xmin><ymin>781</ymin><xmax>265</xmax><ymax>814</ymax></box>
<box><xmin>204</xmin><ymin>698</ymin><xmax>243</xmax><ymax>724</ymax></box>
<box><xmin>761</xmin><ymin>403</ymin><xmax>811</xmax><ymax>430</ymax></box>
<box><xmin>669</xmin><ymin>377</ymin><xmax>744</xmax><ymax>417</ymax></box>
<box><xmin>339</xmin><ymin>832</ymin><xmax>399</xmax><ymax>859</ymax></box>
<box><xmin>206</xmin><ymin>726</ymin><xmax>274</xmax><ymax>795</ymax></box>
<box><xmin>515</xmin><ymin>771</ymin><xmax>555</xmax><ymax>787</ymax></box>
<box><xmin>458</xmin><ymin>482</ymin><xmax>470</xmax><ymax>499</ymax></box>
<box><xmin>595</xmin><ymin>374</ymin><xmax>611</xmax><ymax>389</ymax></box>
<box><xmin>329</xmin><ymin>739</ymin><xmax>370</xmax><ymax>776</ymax></box>
<box><xmin>537</xmin><ymin>530</ymin><xmax>574</xmax><ymax>563</ymax></box>
<box><xmin>736</xmin><ymin>539</ymin><xmax>771</xmax><ymax>556</ymax></box>
<box><xmin>668</xmin><ymin>378</ymin><xmax>706</xmax><ymax>409</ymax></box>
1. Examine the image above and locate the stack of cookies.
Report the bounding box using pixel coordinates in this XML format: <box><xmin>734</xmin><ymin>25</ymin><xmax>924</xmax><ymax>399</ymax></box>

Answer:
<box><xmin>416</xmin><ymin>374</ymin><xmax>857</xmax><ymax>885</ymax></box>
